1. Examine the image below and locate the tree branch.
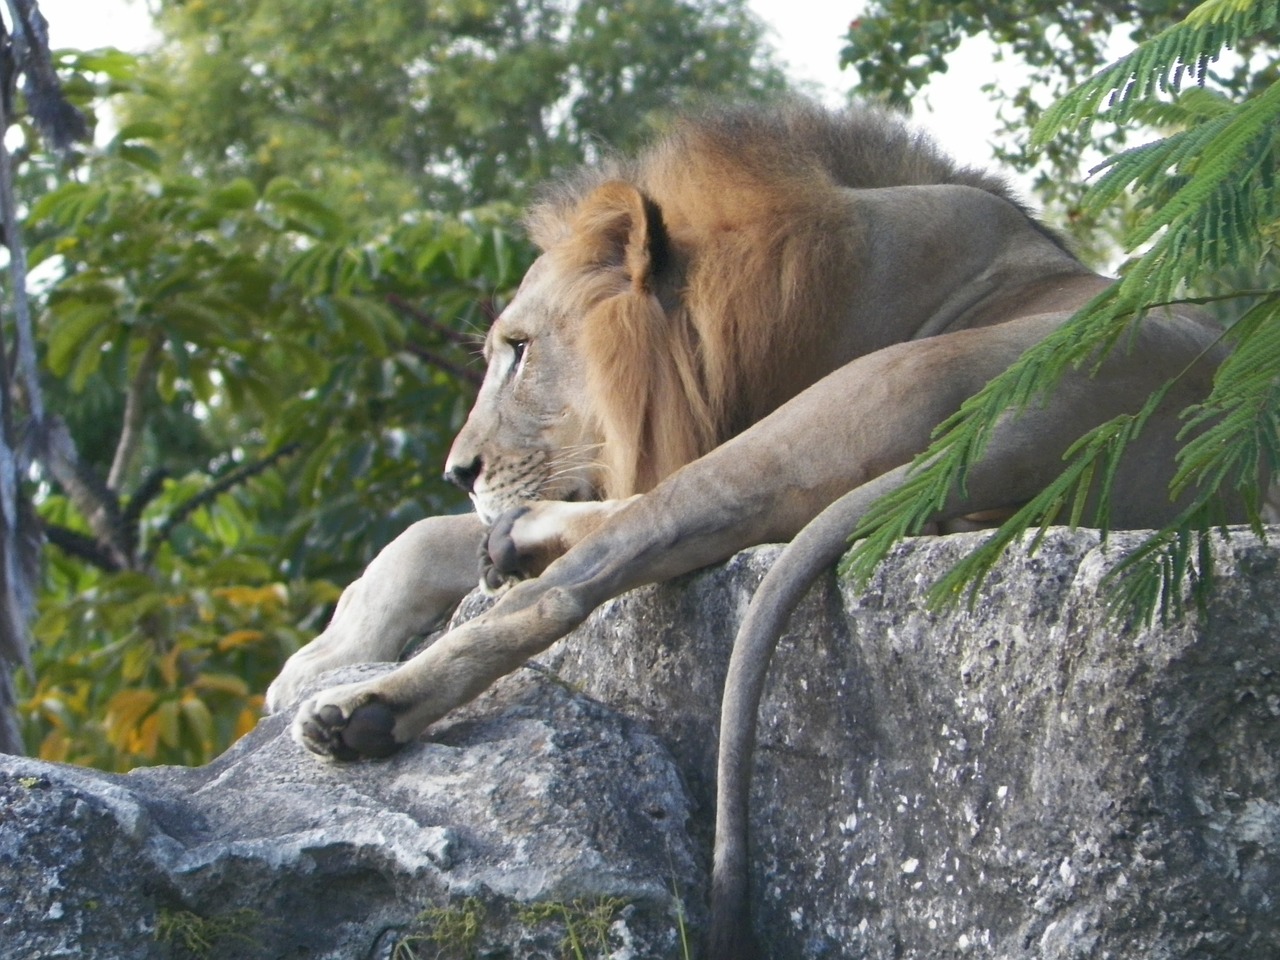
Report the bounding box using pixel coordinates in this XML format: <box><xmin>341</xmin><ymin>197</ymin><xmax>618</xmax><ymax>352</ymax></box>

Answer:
<box><xmin>120</xmin><ymin>468</ymin><xmax>169</xmax><ymax>561</ymax></box>
<box><xmin>0</xmin><ymin>0</ymin><xmax>90</xmax><ymax>754</ymax></box>
<box><xmin>385</xmin><ymin>293</ymin><xmax>482</xmax><ymax>350</ymax></box>
<box><xmin>2</xmin><ymin>0</ymin><xmax>88</xmax><ymax>150</ymax></box>
<box><xmin>142</xmin><ymin>444</ymin><xmax>300</xmax><ymax>566</ymax></box>
<box><xmin>384</xmin><ymin>295</ymin><xmax>484</xmax><ymax>386</ymax></box>
<box><xmin>403</xmin><ymin>341</ymin><xmax>484</xmax><ymax>386</ymax></box>
<box><xmin>44</xmin><ymin>523</ymin><xmax>125</xmax><ymax>572</ymax></box>
<box><xmin>108</xmin><ymin>331</ymin><xmax>164</xmax><ymax>491</ymax></box>
<box><xmin>39</xmin><ymin>418</ymin><xmax>131</xmax><ymax>570</ymax></box>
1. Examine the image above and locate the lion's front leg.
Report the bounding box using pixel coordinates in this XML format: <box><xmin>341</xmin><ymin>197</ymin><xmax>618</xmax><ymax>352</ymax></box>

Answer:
<box><xmin>266</xmin><ymin>513</ymin><xmax>484</xmax><ymax>712</ymax></box>
<box><xmin>292</xmin><ymin>576</ymin><xmax>596</xmax><ymax>758</ymax></box>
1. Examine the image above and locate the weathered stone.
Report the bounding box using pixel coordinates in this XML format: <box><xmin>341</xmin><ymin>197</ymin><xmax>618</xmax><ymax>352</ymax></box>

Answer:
<box><xmin>0</xmin><ymin>669</ymin><xmax>701</xmax><ymax>959</ymax></box>
<box><xmin>3</xmin><ymin>526</ymin><xmax>1279</xmax><ymax>959</ymax></box>
<box><xmin>535</xmin><ymin>527</ymin><xmax>1280</xmax><ymax>959</ymax></box>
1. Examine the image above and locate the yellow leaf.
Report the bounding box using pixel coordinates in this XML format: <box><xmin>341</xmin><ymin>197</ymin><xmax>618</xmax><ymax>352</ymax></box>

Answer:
<box><xmin>39</xmin><ymin>729</ymin><xmax>70</xmax><ymax>763</ymax></box>
<box><xmin>218</xmin><ymin>629</ymin><xmax>265</xmax><ymax>652</ymax></box>
<box><xmin>233</xmin><ymin>705</ymin><xmax>261</xmax><ymax>740</ymax></box>
<box><xmin>122</xmin><ymin>644</ymin><xmax>152</xmax><ymax>683</ymax></box>
<box><xmin>159</xmin><ymin>645</ymin><xmax>183</xmax><ymax>688</ymax></box>
<box><xmin>213</xmin><ymin>584</ymin><xmax>286</xmax><ymax>610</ymax></box>
<box><xmin>180</xmin><ymin>695</ymin><xmax>214</xmax><ymax>754</ymax></box>
<box><xmin>130</xmin><ymin>712</ymin><xmax>161</xmax><ymax>758</ymax></box>
<box><xmin>105</xmin><ymin>689</ymin><xmax>158</xmax><ymax>749</ymax></box>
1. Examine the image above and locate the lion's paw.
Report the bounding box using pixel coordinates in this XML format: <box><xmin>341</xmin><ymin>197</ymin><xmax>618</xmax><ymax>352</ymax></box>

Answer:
<box><xmin>480</xmin><ymin>506</ymin><xmax>532</xmax><ymax>594</ymax></box>
<box><xmin>292</xmin><ymin>686</ymin><xmax>404</xmax><ymax>761</ymax></box>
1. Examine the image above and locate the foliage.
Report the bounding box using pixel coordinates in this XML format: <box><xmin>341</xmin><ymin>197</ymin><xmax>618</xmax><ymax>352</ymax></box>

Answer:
<box><xmin>393</xmin><ymin>896</ymin><xmax>633</xmax><ymax>960</ymax></box>
<box><xmin>842</xmin><ymin>0</ymin><xmax>1278</xmax><ymax>259</ymax></box>
<box><xmin>13</xmin><ymin>48</ymin><xmax>536</xmax><ymax>769</ymax></box>
<box><xmin>842</xmin><ymin>0</ymin><xmax>1280</xmax><ymax>625</ymax></box>
<box><xmin>394</xmin><ymin>898</ymin><xmax>486</xmax><ymax>960</ymax></box>
<box><xmin>154</xmin><ymin>906</ymin><xmax>261</xmax><ymax>958</ymax></box>
<box><xmin>516</xmin><ymin>897</ymin><xmax>629</xmax><ymax>960</ymax></box>
<box><xmin>23</xmin><ymin>487</ymin><xmax>343</xmax><ymax>770</ymax></box>
<box><xmin>0</xmin><ymin>3</ymin><xmax>100</xmax><ymax>756</ymax></box>
<box><xmin>127</xmin><ymin>0</ymin><xmax>786</xmax><ymax>221</ymax></box>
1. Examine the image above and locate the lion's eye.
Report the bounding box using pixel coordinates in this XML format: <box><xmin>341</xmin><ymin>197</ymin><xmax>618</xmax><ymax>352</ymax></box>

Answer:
<box><xmin>506</xmin><ymin>338</ymin><xmax>528</xmax><ymax>367</ymax></box>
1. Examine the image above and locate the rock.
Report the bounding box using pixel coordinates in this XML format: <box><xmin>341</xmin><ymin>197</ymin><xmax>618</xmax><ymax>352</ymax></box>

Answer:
<box><xmin>4</xmin><ymin>526</ymin><xmax>1279</xmax><ymax>959</ymax></box>
<box><xmin>0</xmin><ymin>668</ymin><xmax>701</xmax><ymax>959</ymax></box>
<box><xmin>530</xmin><ymin>527</ymin><xmax>1280</xmax><ymax>958</ymax></box>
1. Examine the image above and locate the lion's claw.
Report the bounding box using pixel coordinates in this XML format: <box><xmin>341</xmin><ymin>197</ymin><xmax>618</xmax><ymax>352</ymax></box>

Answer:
<box><xmin>296</xmin><ymin>697</ymin><xmax>402</xmax><ymax>761</ymax></box>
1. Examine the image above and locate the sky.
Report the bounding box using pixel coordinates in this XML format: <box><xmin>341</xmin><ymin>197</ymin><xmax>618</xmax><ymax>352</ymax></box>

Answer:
<box><xmin>748</xmin><ymin>0</ymin><xmax>1011</xmax><ymax>173</ymax></box>
<box><xmin>35</xmin><ymin>0</ymin><xmax>1015</xmax><ymax>182</ymax></box>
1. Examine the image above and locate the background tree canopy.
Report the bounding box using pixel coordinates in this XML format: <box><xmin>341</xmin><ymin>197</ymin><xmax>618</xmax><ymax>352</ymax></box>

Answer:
<box><xmin>844</xmin><ymin>0</ymin><xmax>1278</xmax><ymax>262</ymax></box>
<box><xmin>128</xmin><ymin>0</ymin><xmax>786</xmax><ymax>220</ymax></box>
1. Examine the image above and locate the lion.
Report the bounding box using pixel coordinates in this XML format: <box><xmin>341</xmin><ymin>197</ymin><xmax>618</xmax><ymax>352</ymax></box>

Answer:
<box><xmin>265</xmin><ymin>101</ymin><xmax>1234</xmax><ymax>958</ymax></box>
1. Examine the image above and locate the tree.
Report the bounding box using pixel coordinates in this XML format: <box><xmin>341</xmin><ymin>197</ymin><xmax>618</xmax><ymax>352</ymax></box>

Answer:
<box><xmin>843</xmin><ymin>0</ymin><xmax>1278</xmax><ymax>261</ymax></box>
<box><xmin>0</xmin><ymin>0</ymin><xmax>92</xmax><ymax>754</ymax></box>
<box><xmin>7</xmin><ymin>38</ymin><xmax>531</xmax><ymax>766</ymax></box>
<box><xmin>842</xmin><ymin>0</ymin><xmax>1279</xmax><ymax>624</ymax></box>
<box><xmin>18</xmin><ymin>103</ymin><xmax>542</xmax><ymax>767</ymax></box>
<box><xmin>125</xmin><ymin>0</ymin><xmax>787</xmax><ymax>220</ymax></box>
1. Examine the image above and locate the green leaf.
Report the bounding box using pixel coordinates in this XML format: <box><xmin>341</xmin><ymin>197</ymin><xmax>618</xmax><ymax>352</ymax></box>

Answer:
<box><xmin>268</xmin><ymin>188</ymin><xmax>347</xmax><ymax>240</ymax></box>
<box><xmin>45</xmin><ymin>301</ymin><xmax>117</xmax><ymax>378</ymax></box>
<box><xmin>211</xmin><ymin>178</ymin><xmax>259</xmax><ymax>211</ymax></box>
<box><xmin>113</xmin><ymin>120</ymin><xmax>166</xmax><ymax>142</ymax></box>
<box><xmin>116</xmin><ymin>143</ymin><xmax>163</xmax><ymax>173</ymax></box>
<box><xmin>333</xmin><ymin>295</ymin><xmax>395</xmax><ymax>355</ymax></box>
<box><xmin>65</xmin><ymin>48</ymin><xmax>140</xmax><ymax>80</ymax></box>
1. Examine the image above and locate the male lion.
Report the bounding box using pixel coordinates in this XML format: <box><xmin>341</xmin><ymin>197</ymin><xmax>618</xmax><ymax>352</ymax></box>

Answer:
<box><xmin>266</xmin><ymin>102</ymin><xmax>1232</xmax><ymax>957</ymax></box>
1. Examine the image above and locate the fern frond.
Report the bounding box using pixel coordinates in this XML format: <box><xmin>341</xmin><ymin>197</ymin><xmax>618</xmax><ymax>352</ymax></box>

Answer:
<box><xmin>839</xmin><ymin>286</ymin><xmax>1154</xmax><ymax>587</ymax></box>
<box><xmin>845</xmin><ymin>0</ymin><xmax>1277</xmax><ymax>626</ymax></box>
<box><xmin>1125</xmin><ymin>86</ymin><xmax>1236</xmax><ymax>128</ymax></box>
<box><xmin>1096</xmin><ymin>299</ymin><xmax>1280</xmax><ymax>625</ymax></box>
<box><xmin>1081</xmin><ymin>117</ymin><xmax>1230</xmax><ymax>221</ymax></box>
<box><xmin>1125</xmin><ymin>80</ymin><xmax>1280</xmax><ymax>249</ymax></box>
<box><xmin>1033</xmin><ymin>0</ymin><xmax>1280</xmax><ymax>144</ymax></box>
<box><xmin>919</xmin><ymin>391</ymin><xmax>1170</xmax><ymax>610</ymax></box>
<box><xmin>1173</xmin><ymin>296</ymin><xmax>1280</xmax><ymax>503</ymax></box>
<box><xmin>1101</xmin><ymin>522</ymin><xmax>1218</xmax><ymax>627</ymax></box>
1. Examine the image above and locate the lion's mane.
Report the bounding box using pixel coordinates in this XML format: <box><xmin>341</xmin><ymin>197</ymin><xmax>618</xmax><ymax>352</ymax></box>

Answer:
<box><xmin>523</xmin><ymin>102</ymin><xmax>1042</xmax><ymax>499</ymax></box>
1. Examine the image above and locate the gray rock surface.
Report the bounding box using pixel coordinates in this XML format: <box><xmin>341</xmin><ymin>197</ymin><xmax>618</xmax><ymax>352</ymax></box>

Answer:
<box><xmin>3</xmin><ymin>526</ymin><xmax>1279</xmax><ymax>959</ymax></box>
<box><xmin>0</xmin><ymin>669</ymin><xmax>700</xmax><ymax>959</ymax></box>
<box><xmin>534</xmin><ymin>528</ymin><xmax>1280</xmax><ymax>958</ymax></box>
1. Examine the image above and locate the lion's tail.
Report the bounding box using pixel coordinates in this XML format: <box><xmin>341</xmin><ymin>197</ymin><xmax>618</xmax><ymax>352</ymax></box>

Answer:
<box><xmin>709</xmin><ymin>464</ymin><xmax>918</xmax><ymax>960</ymax></box>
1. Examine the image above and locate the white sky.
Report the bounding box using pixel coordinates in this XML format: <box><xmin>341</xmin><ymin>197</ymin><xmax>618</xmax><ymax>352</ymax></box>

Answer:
<box><xmin>40</xmin><ymin>0</ymin><xmax>156</xmax><ymax>51</ymax></box>
<box><xmin>36</xmin><ymin>0</ymin><xmax>1020</xmax><ymax>185</ymax></box>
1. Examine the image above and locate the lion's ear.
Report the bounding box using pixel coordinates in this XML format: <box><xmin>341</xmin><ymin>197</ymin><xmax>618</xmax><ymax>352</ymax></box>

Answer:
<box><xmin>575</xmin><ymin>180</ymin><xmax>669</xmax><ymax>291</ymax></box>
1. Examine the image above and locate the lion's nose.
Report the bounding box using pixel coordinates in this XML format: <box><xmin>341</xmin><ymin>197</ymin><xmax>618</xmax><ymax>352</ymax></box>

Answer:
<box><xmin>444</xmin><ymin>456</ymin><xmax>483</xmax><ymax>493</ymax></box>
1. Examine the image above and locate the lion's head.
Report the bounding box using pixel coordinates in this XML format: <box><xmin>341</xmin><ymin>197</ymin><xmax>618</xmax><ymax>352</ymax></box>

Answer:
<box><xmin>444</xmin><ymin>101</ymin><xmax>1030</xmax><ymax>523</ymax></box>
